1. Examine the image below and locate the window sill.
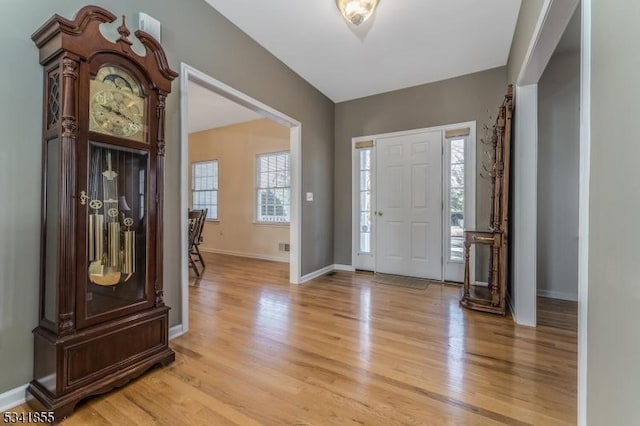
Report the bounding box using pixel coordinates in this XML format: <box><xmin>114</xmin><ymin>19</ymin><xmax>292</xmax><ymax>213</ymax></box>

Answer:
<box><xmin>205</xmin><ymin>219</ymin><xmax>220</xmax><ymax>224</ymax></box>
<box><xmin>253</xmin><ymin>221</ymin><xmax>290</xmax><ymax>227</ymax></box>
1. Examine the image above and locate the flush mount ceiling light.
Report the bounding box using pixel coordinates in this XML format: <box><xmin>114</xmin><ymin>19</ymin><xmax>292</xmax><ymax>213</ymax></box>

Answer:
<box><xmin>336</xmin><ymin>0</ymin><xmax>380</xmax><ymax>26</ymax></box>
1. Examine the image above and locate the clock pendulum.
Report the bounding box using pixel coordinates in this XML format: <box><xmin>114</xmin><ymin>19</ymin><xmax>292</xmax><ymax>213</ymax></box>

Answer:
<box><xmin>88</xmin><ymin>199</ymin><xmax>104</xmax><ymax>266</ymax></box>
<box><xmin>122</xmin><ymin>217</ymin><xmax>135</xmax><ymax>281</ymax></box>
<box><xmin>107</xmin><ymin>207</ymin><xmax>120</xmax><ymax>271</ymax></box>
<box><xmin>121</xmin><ymin>151</ymin><xmax>136</xmax><ymax>282</ymax></box>
<box><xmin>102</xmin><ymin>152</ymin><xmax>119</xmax><ymax>270</ymax></box>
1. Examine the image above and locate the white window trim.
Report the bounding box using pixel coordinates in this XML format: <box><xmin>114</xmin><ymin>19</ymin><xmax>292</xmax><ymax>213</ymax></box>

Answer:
<box><xmin>191</xmin><ymin>159</ymin><xmax>219</xmax><ymax>221</ymax></box>
<box><xmin>441</xmin><ymin>131</ymin><xmax>476</xmax><ymax>283</ymax></box>
<box><xmin>351</xmin><ymin>146</ymin><xmax>375</xmax><ymax>273</ymax></box>
<box><xmin>356</xmin><ymin>148</ymin><xmax>373</xmax><ymax>255</ymax></box>
<box><xmin>255</xmin><ymin>150</ymin><xmax>291</xmax><ymax>224</ymax></box>
<box><xmin>443</xmin><ymin>135</ymin><xmax>468</xmax><ymax>265</ymax></box>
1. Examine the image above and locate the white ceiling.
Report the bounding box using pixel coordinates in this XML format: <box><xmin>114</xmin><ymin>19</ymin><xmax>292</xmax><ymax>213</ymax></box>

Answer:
<box><xmin>204</xmin><ymin>0</ymin><xmax>522</xmax><ymax>102</ymax></box>
<box><xmin>188</xmin><ymin>80</ymin><xmax>263</xmax><ymax>133</ymax></box>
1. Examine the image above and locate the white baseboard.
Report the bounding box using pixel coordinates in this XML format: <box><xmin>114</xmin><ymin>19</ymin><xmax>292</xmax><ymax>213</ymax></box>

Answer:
<box><xmin>299</xmin><ymin>264</ymin><xmax>335</xmax><ymax>283</ymax></box>
<box><xmin>334</xmin><ymin>264</ymin><xmax>355</xmax><ymax>272</ymax></box>
<box><xmin>299</xmin><ymin>263</ymin><xmax>360</xmax><ymax>283</ymax></box>
<box><xmin>0</xmin><ymin>384</ymin><xmax>27</xmax><ymax>412</ymax></box>
<box><xmin>200</xmin><ymin>247</ymin><xmax>290</xmax><ymax>264</ymax></box>
<box><xmin>169</xmin><ymin>324</ymin><xmax>186</xmax><ymax>340</ymax></box>
<box><xmin>537</xmin><ymin>289</ymin><xmax>578</xmax><ymax>302</ymax></box>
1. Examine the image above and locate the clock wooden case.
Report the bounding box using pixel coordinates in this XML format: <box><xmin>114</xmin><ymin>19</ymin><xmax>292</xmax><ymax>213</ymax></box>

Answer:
<box><xmin>28</xmin><ymin>6</ymin><xmax>178</xmax><ymax>420</ymax></box>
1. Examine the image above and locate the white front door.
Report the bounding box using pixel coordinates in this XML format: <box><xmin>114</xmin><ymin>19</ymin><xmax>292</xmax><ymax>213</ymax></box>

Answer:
<box><xmin>375</xmin><ymin>131</ymin><xmax>443</xmax><ymax>279</ymax></box>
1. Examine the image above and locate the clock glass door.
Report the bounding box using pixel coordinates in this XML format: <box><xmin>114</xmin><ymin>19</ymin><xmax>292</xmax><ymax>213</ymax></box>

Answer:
<box><xmin>85</xmin><ymin>143</ymin><xmax>148</xmax><ymax>317</ymax></box>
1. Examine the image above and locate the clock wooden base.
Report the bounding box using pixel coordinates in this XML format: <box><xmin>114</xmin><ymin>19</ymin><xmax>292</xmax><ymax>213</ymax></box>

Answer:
<box><xmin>25</xmin><ymin>307</ymin><xmax>174</xmax><ymax>422</ymax></box>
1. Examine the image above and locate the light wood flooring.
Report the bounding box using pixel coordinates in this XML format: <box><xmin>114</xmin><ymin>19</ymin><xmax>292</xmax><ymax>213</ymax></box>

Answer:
<box><xmin>15</xmin><ymin>253</ymin><xmax>577</xmax><ymax>425</ymax></box>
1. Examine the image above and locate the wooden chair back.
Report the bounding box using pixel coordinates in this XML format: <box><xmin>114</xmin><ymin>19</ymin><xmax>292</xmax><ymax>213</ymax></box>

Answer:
<box><xmin>188</xmin><ymin>209</ymin><xmax>207</xmax><ymax>249</ymax></box>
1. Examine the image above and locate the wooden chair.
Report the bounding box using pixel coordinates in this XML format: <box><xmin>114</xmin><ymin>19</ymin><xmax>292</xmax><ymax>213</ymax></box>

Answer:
<box><xmin>460</xmin><ymin>85</ymin><xmax>513</xmax><ymax>315</ymax></box>
<box><xmin>188</xmin><ymin>208</ymin><xmax>207</xmax><ymax>277</ymax></box>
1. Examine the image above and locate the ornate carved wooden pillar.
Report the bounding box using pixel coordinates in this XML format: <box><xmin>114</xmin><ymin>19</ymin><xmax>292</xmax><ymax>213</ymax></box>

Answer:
<box><xmin>155</xmin><ymin>93</ymin><xmax>167</xmax><ymax>307</ymax></box>
<box><xmin>59</xmin><ymin>55</ymin><xmax>79</xmax><ymax>335</ymax></box>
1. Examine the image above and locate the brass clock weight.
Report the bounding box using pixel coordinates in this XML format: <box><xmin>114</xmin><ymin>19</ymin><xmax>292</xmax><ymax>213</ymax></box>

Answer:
<box><xmin>87</xmin><ymin>150</ymin><xmax>137</xmax><ymax>286</ymax></box>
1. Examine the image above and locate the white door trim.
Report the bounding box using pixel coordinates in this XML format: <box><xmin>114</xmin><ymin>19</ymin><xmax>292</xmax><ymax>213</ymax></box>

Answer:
<box><xmin>578</xmin><ymin>1</ymin><xmax>591</xmax><ymax>424</ymax></box>
<box><xmin>512</xmin><ymin>0</ymin><xmax>592</xmax><ymax>420</ymax></box>
<box><xmin>351</xmin><ymin>121</ymin><xmax>476</xmax><ymax>282</ymax></box>
<box><xmin>518</xmin><ymin>0</ymin><xmax>580</xmax><ymax>85</ymax></box>
<box><xmin>512</xmin><ymin>85</ymin><xmax>538</xmax><ymax>327</ymax></box>
<box><xmin>179</xmin><ymin>63</ymin><xmax>302</xmax><ymax>335</ymax></box>
<box><xmin>510</xmin><ymin>0</ymin><xmax>579</xmax><ymax>327</ymax></box>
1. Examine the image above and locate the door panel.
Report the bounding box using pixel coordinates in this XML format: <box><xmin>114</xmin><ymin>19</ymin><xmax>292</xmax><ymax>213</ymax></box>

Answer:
<box><xmin>410</xmin><ymin>222</ymin><xmax>428</xmax><ymax>260</ymax></box>
<box><xmin>387</xmin><ymin>166</ymin><xmax>403</xmax><ymax>208</ymax></box>
<box><xmin>411</xmin><ymin>164</ymin><xmax>428</xmax><ymax>208</ymax></box>
<box><xmin>376</xmin><ymin>131</ymin><xmax>442</xmax><ymax>279</ymax></box>
<box><xmin>385</xmin><ymin>221</ymin><xmax>403</xmax><ymax>258</ymax></box>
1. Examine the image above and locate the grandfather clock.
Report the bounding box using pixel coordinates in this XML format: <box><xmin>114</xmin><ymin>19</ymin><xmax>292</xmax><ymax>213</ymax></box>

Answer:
<box><xmin>28</xmin><ymin>6</ymin><xmax>177</xmax><ymax>420</ymax></box>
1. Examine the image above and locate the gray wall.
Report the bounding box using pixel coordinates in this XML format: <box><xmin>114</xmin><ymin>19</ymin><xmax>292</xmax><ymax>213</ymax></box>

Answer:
<box><xmin>334</xmin><ymin>67</ymin><xmax>507</xmax><ymax>266</ymax></box>
<box><xmin>507</xmin><ymin>0</ymin><xmax>545</xmax><ymax>83</ymax></box>
<box><xmin>537</xmin><ymin>51</ymin><xmax>580</xmax><ymax>300</ymax></box>
<box><xmin>0</xmin><ymin>0</ymin><xmax>334</xmax><ymax>394</ymax></box>
<box><xmin>588</xmin><ymin>0</ymin><xmax>640</xmax><ymax>423</ymax></box>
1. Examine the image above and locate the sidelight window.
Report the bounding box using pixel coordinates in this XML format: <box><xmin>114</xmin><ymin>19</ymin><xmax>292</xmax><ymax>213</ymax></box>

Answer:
<box><xmin>359</xmin><ymin>149</ymin><xmax>372</xmax><ymax>253</ymax></box>
<box><xmin>448</xmin><ymin>138</ymin><xmax>465</xmax><ymax>261</ymax></box>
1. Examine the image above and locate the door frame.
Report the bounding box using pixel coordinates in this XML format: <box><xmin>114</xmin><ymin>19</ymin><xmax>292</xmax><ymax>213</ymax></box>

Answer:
<box><xmin>179</xmin><ymin>63</ymin><xmax>302</xmax><ymax>336</ymax></box>
<box><xmin>506</xmin><ymin>0</ymin><xmax>584</xmax><ymax>420</ymax></box>
<box><xmin>351</xmin><ymin>121</ymin><xmax>476</xmax><ymax>282</ymax></box>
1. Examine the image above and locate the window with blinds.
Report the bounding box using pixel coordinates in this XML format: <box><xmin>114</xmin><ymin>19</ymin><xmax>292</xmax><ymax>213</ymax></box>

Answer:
<box><xmin>191</xmin><ymin>160</ymin><xmax>218</xmax><ymax>220</ymax></box>
<box><xmin>256</xmin><ymin>151</ymin><xmax>290</xmax><ymax>223</ymax></box>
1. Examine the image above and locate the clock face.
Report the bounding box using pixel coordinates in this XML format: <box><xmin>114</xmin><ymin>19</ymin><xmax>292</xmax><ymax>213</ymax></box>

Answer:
<box><xmin>89</xmin><ymin>66</ymin><xmax>146</xmax><ymax>143</ymax></box>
